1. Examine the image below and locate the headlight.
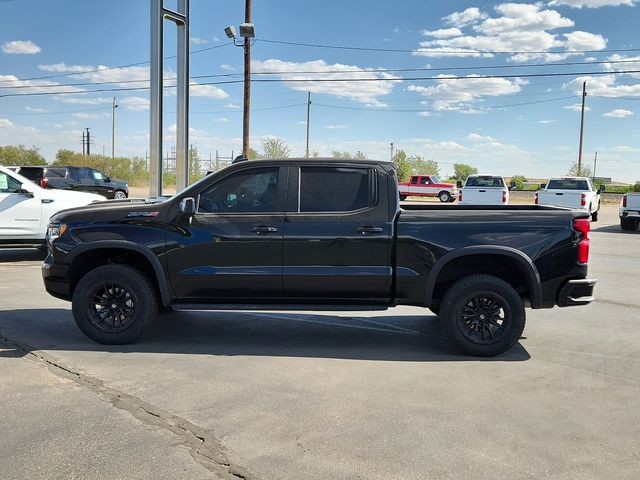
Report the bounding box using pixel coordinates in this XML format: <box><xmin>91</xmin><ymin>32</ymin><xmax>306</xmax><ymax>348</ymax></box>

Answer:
<box><xmin>47</xmin><ymin>223</ymin><xmax>67</xmax><ymax>243</ymax></box>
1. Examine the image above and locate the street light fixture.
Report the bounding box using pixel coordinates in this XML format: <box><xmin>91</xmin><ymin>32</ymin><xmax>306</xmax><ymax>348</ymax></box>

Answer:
<box><xmin>224</xmin><ymin>25</ymin><xmax>236</xmax><ymax>39</ymax></box>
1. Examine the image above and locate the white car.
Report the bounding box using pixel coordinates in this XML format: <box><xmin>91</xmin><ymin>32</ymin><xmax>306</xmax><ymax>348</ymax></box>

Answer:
<box><xmin>536</xmin><ymin>177</ymin><xmax>601</xmax><ymax>222</ymax></box>
<box><xmin>0</xmin><ymin>166</ymin><xmax>105</xmax><ymax>247</ymax></box>
<box><xmin>458</xmin><ymin>175</ymin><xmax>509</xmax><ymax>205</ymax></box>
<box><xmin>620</xmin><ymin>192</ymin><xmax>640</xmax><ymax>231</ymax></box>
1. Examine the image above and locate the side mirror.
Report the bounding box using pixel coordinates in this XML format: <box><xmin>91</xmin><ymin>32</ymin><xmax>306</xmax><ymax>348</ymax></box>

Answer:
<box><xmin>19</xmin><ymin>185</ymin><xmax>34</xmax><ymax>197</ymax></box>
<box><xmin>456</xmin><ymin>180</ymin><xmax>463</xmax><ymax>188</ymax></box>
<box><xmin>540</xmin><ymin>183</ymin><xmax>547</xmax><ymax>189</ymax></box>
<box><xmin>103</xmin><ymin>176</ymin><xmax>111</xmax><ymax>183</ymax></box>
<box><xmin>598</xmin><ymin>184</ymin><xmax>605</xmax><ymax>193</ymax></box>
<box><xmin>179</xmin><ymin>197</ymin><xmax>196</xmax><ymax>216</ymax></box>
<box><xmin>510</xmin><ymin>181</ymin><xmax>517</xmax><ymax>190</ymax></box>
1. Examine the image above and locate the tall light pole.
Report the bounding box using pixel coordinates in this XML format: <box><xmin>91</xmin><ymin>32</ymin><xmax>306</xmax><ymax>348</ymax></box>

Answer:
<box><xmin>111</xmin><ymin>97</ymin><xmax>118</xmax><ymax>159</ymax></box>
<box><xmin>225</xmin><ymin>2</ymin><xmax>255</xmax><ymax>159</ymax></box>
<box><xmin>305</xmin><ymin>92</ymin><xmax>311</xmax><ymax>158</ymax></box>
<box><xmin>390</xmin><ymin>142</ymin><xmax>394</xmax><ymax>161</ymax></box>
<box><xmin>577</xmin><ymin>81</ymin><xmax>587</xmax><ymax>176</ymax></box>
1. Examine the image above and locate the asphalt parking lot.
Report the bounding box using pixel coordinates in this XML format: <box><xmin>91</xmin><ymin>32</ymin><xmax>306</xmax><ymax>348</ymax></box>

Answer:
<box><xmin>1</xmin><ymin>205</ymin><xmax>638</xmax><ymax>480</ymax></box>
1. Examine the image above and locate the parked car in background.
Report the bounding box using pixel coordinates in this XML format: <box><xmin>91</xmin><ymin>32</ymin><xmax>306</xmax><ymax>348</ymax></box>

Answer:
<box><xmin>620</xmin><ymin>192</ymin><xmax>640</xmax><ymax>231</ymax></box>
<box><xmin>398</xmin><ymin>175</ymin><xmax>458</xmax><ymax>202</ymax></box>
<box><xmin>535</xmin><ymin>177</ymin><xmax>601</xmax><ymax>221</ymax></box>
<box><xmin>16</xmin><ymin>166</ymin><xmax>129</xmax><ymax>199</ymax></box>
<box><xmin>457</xmin><ymin>175</ymin><xmax>509</xmax><ymax>205</ymax></box>
<box><xmin>0</xmin><ymin>166</ymin><xmax>105</xmax><ymax>248</ymax></box>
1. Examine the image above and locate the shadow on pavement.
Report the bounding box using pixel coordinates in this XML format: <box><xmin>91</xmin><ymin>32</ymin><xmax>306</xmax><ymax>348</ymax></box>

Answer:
<box><xmin>0</xmin><ymin>248</ymin><xmax>46</xmax><ymax>263</ymax></box>
<box><xmin>0</xmin><ymin>308</ymin><xmax>530</xmax><ymax>362</ymax></box>
<box><xmin>591</xmin><ymin>223</ymin><xmax>639</xmax><ymax>234</ymax></box>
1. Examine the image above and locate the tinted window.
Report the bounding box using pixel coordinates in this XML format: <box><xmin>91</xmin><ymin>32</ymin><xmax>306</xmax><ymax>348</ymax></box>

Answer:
<box><xmin>410</xmin><ymin>176</ymin><xmax>418</xmax><ymax>184</ymax></box>
<box><xmin>547</xmin><ymin>179</ymin><xmax>589</xmax><ymax>190</ymax></box>
<box><xmin>16</xmin><ymin>167</ymin><xmax>44</xmax><ymax>181</ymax></box>
<box><xmin>0</xmin><ymin>172</ymin><xmax>23</xmax><ymax>193</ymax></box>
<box><xmin>76</xmin><ymin>168</ymin><xmax>93</xmax><ymax>181</ymax></box>
<box><xmin>300</xmin><ymin>167</ymin><xmax>375</xmax><ymax>213</ymax></box>
<box><xmin>465</xmin><ymin>176</ymin><xmax>505</xmax><ymax>188</ymax></box>
<box><xmin>198</xmin><ymin>168</ymin><xmax>279</xmax><ymax>213</ymax></box>
<box><xmin>45</xmin><ymin>168</ymin><xmax>66</xmax><ymax>178</ymax></box>
<box><xmin>420</xmin><ymin>177</ymin><xmax>431</xmax><ymax>185</ymax></box>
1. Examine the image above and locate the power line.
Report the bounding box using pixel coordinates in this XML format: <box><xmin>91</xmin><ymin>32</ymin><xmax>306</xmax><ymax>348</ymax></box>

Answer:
<box><xmin>258</xmin><ymin>38</ymin><xmax>640</xmax><ymax>56</ymax></box>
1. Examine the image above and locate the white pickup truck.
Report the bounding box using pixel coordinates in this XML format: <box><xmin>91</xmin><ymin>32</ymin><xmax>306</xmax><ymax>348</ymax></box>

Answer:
<box><xmin>535</xmin><ymin>177</ymin><xmax>601</xmax><ymax>221</ymax></box>
<box><xmin>620</xmin><ymin>192</ymin><xmax>640</xmax><ymax>231</ymax></box>
<box><xmin>0</xmin><ymin>166</ymin><xmax>105</xmax><ymax>247</ymax></box>
<box><xmin>457</xmin><ymin>175</ymin><xmax>509</xmax><ymax>205</ymax></box>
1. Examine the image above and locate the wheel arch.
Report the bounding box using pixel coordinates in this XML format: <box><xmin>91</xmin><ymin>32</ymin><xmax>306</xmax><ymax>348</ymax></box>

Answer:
<box><xmin>425</xmin><ymin>246</ymin><xmax>543</xmax><ymax>309</ymax></box>
<box><xmin>66</xmin><ymin>241</ymin><xmax>171</xmax><ymax>306</ymax></box>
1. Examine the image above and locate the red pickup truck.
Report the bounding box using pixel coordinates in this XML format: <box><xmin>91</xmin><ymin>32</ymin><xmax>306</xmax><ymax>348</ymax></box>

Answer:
<box><xmin>398</xmin><ymin>175</ymin><xmax>458</xmax><ymax>202</ymax></box>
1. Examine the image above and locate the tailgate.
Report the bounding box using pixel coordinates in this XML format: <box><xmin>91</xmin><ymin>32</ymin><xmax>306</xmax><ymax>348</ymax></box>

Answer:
<box><xmin>626</xmin><ymin>194</ymin><xmax>640</xmax><ymax>210</ymax></box>
<box><xmin>538</xmin><ymin>191</ymin><xmax>582</xmax><ymax>208</ymax></box>
<box><xmin>463</xmin><ymin>188</ymin><xmax>503</xmax><ymax>204</ymax></box>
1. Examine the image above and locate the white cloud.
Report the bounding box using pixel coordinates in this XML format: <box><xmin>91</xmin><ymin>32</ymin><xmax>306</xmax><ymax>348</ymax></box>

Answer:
<box><xmin>215</xmin><ymin>117</ymin><xmax>230</xmax><ymax>123</ymax></box>
<box><xmin>25</xmin><ymin>106</ymin><xmax>47</xmax><ymax>113</ymax></box>
<box><xmin>568</xmin><ymin>74</ymin><xmax>640</xmax><ymax>97</ymax></box>
<box><xmin>603</xmin><ymin>109</ymin><xmax>634</xmax><ymax>118</ymax></box>
<box><xmin>443</xmin><ymin>8</ymin><xmax>487</xmax><ymax>27</ymax></box>
<box><xmin>549</xmin><ymin>0</ymin><xmax>637</xmax><ymax>7</ymax></box>
<box><xmin>417</xmin><ymin>111</ymin><xmax>432</xmax><ymax>117</ymax></box>
<box><xmin>224</xmin><ymin>103</ymin><xmax>241</xmax><ymax>109</ymax></box>
<box><xmin>538</xmin><ymin>119</ymin><xmax>557</xmax><ymax>124</ymax></box>
<box><xmin>190</xmin><ymin>37</ymin><xmax>209</xmax><ymax>45</ymax></box>
<box><xmin>220</xmin><ymin>64</ymin><xmax>236</xmax><ymax>71</ymax></box>
<box><xmin>72</xmin><ymin>112</ymin><xmax>110</xmax><ymax>119</ymax></box>
<box><xmin>252</xmin><ymin>59</ymin><xmax>398</xmax><ymax>107</ymax></box>
<box><xmin>325</xmin><ymin>124</ymin><xmax>348</xmax><ymax>129</ymax></box>
<box><xmin>422</xmin><ymin>28</ymin><xmax>462</xmax><ymax>38</ymax></box>
<box><xmin>414</xmin><ymin>4</ymin><xmax>607</xmax><ymax>62</ymax></box>
<box><xmin>38</xmin><ymin>63</ymin><xmax>93</xmax><ymax>73</ymax></box>
<box><xmin>604</xmin><ymin>54</ymin><xmax>640</xmax><ymax>79</ymax></box>
<box><xmin>563</xmin><ymin>103</ymin><xmax>591</xmax><ymax>111</ymax></box>
<box><xmin>119</xmin><ymin>96</ymin><xmax>150</xmax><ymax>111</ymax></box>
<box><xmin>2</xmin><ymin>40</ymin><xmax>41</xmax><ymax>54</ymax></box>
<box><xmin>0</xmin><ymin>74</ymin><xmax>85</xmax><ymax>95</ymax></box>
<box><xmin>57</xmin><ymin>96</ymin><xmax>112</xmax><ymax>105</ymax></box>
<box><xmin>466</xmin><ymin>133</ymin><xmax>496</xmax><ymax>142</ymax></box>
<box><xmin>408</xmin><ymin>75</ymin><xmax>526</xmax><ymax>111</ymax></box>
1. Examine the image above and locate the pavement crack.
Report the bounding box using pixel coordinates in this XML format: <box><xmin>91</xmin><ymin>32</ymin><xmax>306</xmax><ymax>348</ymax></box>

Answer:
<box><xmin>0</xmin><ymin>334</ymin><xmax>261</xmax><ymax>480</ymax></box>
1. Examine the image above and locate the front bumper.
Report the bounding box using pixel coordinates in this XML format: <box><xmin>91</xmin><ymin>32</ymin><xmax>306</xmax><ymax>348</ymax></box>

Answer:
<box><xmin>42</xmin><ymin>254</ymin><xmax>72</xmax><ymax>301</ymax></box>
<box><xmin>557</xmin><ymin>278</ymin><xmax>596</xmax><ymax>307</ymax></box>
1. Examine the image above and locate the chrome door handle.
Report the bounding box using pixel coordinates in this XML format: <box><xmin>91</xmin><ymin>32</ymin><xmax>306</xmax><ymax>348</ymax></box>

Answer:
<box><xmin>252</xmin><ymin>225</ymin><xmax>278</xmax><ymax>234</ymax></box>
<box><xmin>356</xmin><ymin>226</ymin><xmax>383</xmax><ymax>234</ymax></box>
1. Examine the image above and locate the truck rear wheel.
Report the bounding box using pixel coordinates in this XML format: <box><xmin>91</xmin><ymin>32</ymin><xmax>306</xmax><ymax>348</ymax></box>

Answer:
<box><xmin>621</xmin><ymin>217</ymin><xmax>638</xmax><ymax>231</ymax></box>
<box><xmin>591</xmin><ymin>204</ymin><xmax>599</xmax><ymax>222</ymax></box>
<box><xmin>439</xmin><ymin>274</ymin><xmax>525</xmax><ymax>356</ymax></box>
<box><xmin>71</xmin><ymin>264</ymin><xmax>158</xmax><ymax>344</ymax></box>
<box><xmin>438</xmin><ymin>191</ymin><xmax>452</xmax><ymax>203</ymax></box>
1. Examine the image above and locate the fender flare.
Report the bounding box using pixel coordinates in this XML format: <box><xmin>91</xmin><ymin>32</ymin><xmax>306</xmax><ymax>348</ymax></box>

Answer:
<box><xmin>66</xmin><ymin>240</ymin><xmax>171</xmax><ymax>306</ymax></box>
<box><xmin>425</xmin><ymin>245</ymin><xmax>543</xmax><ymax>308</ymax></box>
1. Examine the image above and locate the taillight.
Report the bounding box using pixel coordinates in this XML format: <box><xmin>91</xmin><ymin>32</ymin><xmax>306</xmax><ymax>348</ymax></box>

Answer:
<box><xmin>623</xmin><ymin>195</ymin><xmax>627</xmax><ymax>208</ymax></box>
<box><xmin>458</xmin><ymin>191</ymin><xmax>462</xmax><ymax>202</ymax></box>
<box><xmin>502</xmin><ymin>190</ymin><xmax>507</xmax><ymax>204</ymax></box>
<box><xmin>573</xmin><ymin>218</ymin><xmax>590</xmax><ymax>264</ymax></box>
<box><xmin>581</xmin><ymin>193</ymin><xmax>586</xmax><ymax>207</ymax></box>
<box><xmin>534</xmin><ymin>192</ymin><xmax>539</xmax><ymax>205</ymax></box>
<box><xmin>40</xmin><ymin>178</ymin><xmax>48</xmax><ymax>188</ymax></box>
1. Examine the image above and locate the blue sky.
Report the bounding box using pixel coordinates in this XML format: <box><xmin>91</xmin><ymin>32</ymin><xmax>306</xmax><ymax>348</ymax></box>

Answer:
<box><xmin>1</xmin><ymin>0</ymin><xmax>639</xmax><ymax>181</ymax></box>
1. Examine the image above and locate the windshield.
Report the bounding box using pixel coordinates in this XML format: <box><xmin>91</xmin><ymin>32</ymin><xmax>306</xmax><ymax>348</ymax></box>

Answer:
<box><xmin>431</xmin><ymin>176</ymin><xmax>441</xmax><ymax>184</ymax></box>
<box><xmin>547</xmin><ymin>179</ymin><xmax>590</xmax><ymax>190</ymax></box>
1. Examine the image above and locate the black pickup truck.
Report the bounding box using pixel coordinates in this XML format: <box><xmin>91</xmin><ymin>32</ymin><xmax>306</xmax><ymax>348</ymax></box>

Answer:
<box><xmin>43</xmin><ymin>159</ymin><xmax>596</xmax><ymax>356</ymax></box>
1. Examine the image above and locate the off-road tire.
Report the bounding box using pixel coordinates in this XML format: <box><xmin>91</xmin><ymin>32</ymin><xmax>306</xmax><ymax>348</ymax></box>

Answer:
<box><xmin>72</xmin><ymin>264</ymin><xmax>158</xmax><ymax>344</ymax></box>
<box><xmin>439</xmin><ymin>274</ymin><xmax>526</xmax><ymax>356</ymax></box>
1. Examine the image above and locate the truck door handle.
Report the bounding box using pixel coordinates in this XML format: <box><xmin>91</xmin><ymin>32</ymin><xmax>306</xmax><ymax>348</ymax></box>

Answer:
<box><xmin>251</xmin><ymin>225</ymin><xmax>278</xmax><ymax>234</ymax></box>
<box><xmin>479</xmin><ymin>189</ymin><xmax>486</xmax><ymax>192</ymax></box>
<box><xmin>556</xmin><ymin>193</ymin><xmax>563</xmax><ymax>195</ymax></box>
<box><xmin>356</xmin><ymin>226</ymin><xmax>383</xmax><ymax>234</ymax></box>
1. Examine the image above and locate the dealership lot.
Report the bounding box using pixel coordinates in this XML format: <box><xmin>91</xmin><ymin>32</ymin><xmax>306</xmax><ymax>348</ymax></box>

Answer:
<box><xmin>0</xmin><ymin>206</ymin><xmax>638</xmax><ymax>480</ymax></box>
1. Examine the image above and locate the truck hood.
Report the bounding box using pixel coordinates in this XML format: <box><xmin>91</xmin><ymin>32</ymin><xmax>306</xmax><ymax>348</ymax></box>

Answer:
<box><xmin>50</xmin><ymin>197</ymin><xmax>168</xmax><ymax>224</ymax></box>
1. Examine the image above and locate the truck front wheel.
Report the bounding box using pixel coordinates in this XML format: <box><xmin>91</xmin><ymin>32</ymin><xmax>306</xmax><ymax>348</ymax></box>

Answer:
<box><xmin>621</xmin><ymin>217</ymin><xmax>638</xmax><ymax>231</ymax></box>
<box><xmin>438</xmin><ymin>191</ymin><xmax>452</xmax><ymax>203</ymax></box>
<box><xmin>439</xmin><ymin>274</ymin><xmax>525</xmax><ymax>356</ymax></box>
<box><xmin>71</xmin><ymin>264</ymin><xmax>158</xmax><ymax>344</ymax></box>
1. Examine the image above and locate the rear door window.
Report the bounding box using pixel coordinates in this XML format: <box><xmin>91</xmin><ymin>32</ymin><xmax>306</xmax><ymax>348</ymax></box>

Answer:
<box><xmin>299</xmin><ymin>166</ymin><xmax>376</xmax><ymax>213</ymax></box>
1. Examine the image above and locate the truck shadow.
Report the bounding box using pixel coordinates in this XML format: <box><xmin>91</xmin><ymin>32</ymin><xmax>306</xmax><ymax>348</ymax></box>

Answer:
<box><xmin>0</xmin><ymin>308</ymin><xmax>529</xmax><ymax>362</ymax></box>
<box><xmin>0</xmin><ymin>248</ymin><xmax>46</xmax><ymax>263</ymax></box>
<box><xmin>591</xmin><ymin>224</ymin><xmax>639</xmax><ymax>234</ymax></box>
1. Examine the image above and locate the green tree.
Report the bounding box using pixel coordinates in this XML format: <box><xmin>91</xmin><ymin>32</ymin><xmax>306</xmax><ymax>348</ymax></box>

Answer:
<box><xmin>633</xmin><ymin>183</ymin><xmax>640</xmax><ymax>193</ymax></box>
<box><xmin>0</xmin><ymin>145</ymin><xmax>46</xmax><ymax>166</ymax></box>
<box><xmin>453</xmin><ymin>163</ymin><xmax>478</xmax><ymax>181</ymax></box>
<box><xmin>567</xmin><ymin>162</ymin><xmax>592</xmax><ymax>177</ymax></box>
<box><xmin>261</xmin><ymin>138</ymin><xmax>290</xmax><ymax>158</ymax></box>
<box><xmin>407</xmin><ymin>155</ymin><xmax>439</xmax><ymax>176</ymax></box>
<box><xmin>331</xmin><ymin>150</ymin><xmax>352</xmax><ymax>159</ymax></box>
<box><xmin>393</xmin><ymin>150</ymin><xmax>411</xmax><ymax>182</ymax></box>
<box><xmin>354</xmin><ymin>150</ymin><xmax>367</xmax><ymax>160</ymax></box>
<box><xmin>248</xmin><ymin>147</ymin><xmax>261</xmax><ymax>160</ymax></box>
<box><xmin>188</xmin><ymin>145</ymin><xmax>203</xmax><ymax>183</ymax></box>
<box><xmin>511</xmin><ymin>175</ymin><xmax>527</xmax><ymax>190</ymax></box>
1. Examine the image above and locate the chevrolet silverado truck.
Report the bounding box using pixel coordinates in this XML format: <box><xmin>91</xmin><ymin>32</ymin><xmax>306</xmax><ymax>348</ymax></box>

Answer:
<box><xmin>398</xmin><ymin>175</ymin><xmax>457</xmax><ymax>202</ymax></box>
<box><xmin>536</xmin><ymin>177</ymin><xmax>601</xmax><ymax>222</ymax></box>
<box><xmin>43</xmin><ymin>158</ymin><xmax>596</xmax><ymax>356</ymax></box>
<box><xmin>620</xmin><ymin>192</ymin><xmax>640</xmax><ymax>231</ymax></box>
<box><xmin>457</xmin><ymin>175</ymin><xmax>509</xmax><ymax>205</ymax></box>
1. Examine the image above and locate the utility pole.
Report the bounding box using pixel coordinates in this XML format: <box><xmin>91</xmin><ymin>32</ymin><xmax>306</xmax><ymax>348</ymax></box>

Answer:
<box><xmin>82</xmin><ymin>130</ymin><xmax>86</xmax><ymax>155</ymax></box>
<box><xmin>111</xmin><ymin>97</ymin><xmax>118</xmax><ymax>159</ymax></box>
<box><xmin>85</xmin><ymin>128</ymin><xmax>91</xmax><ymax>156</ymax></box>
<box><xmin>305</xmin><ymin>92</ymin><xmax>311</xmax><ymax>158</ymax></box>
<box><xmin>593</xmin><ymin>151</ymin><xmax>598</xmax><ymax>179</ymax></box>
<box><xmin>390</xmin><ymin>142</ymin><xmax>394</xmax><ymax>161</ymax></box>
<box><xmin>577</xmin><ymin>81</ymin><xmax>587</xmax><ymax>176</ymax></box>
<box><xmin>242</xmin><ymin>0</ymin><xmax>252</xmax><ymax>159</ymax></box>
